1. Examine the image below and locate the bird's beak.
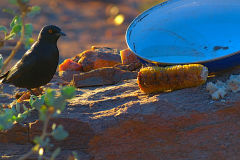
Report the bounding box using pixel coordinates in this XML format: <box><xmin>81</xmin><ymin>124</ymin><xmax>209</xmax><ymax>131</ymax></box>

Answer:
<box><xmin>59</xmin><ymin>31</ymin><xmax>66</xmax><ymax>36</ymax></box>
<box><xmin>56</xmin><ymin>31</ymin><xmax>66</xmax><ymax>36</ymax></box>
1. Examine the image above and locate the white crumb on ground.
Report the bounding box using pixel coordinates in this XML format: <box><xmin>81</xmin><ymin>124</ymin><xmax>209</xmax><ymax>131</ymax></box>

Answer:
<box><xmin>206</xmin><ymin>74</ymin><xmax>240</xmax><ymax>100</ymax></box>
<box><xmin>206</xmin><ymin>81</ymin><xmax>227</xmax><ymax>100</ymax></box>
<box><xmin>226</xmin><ymin>75</ymin><xmax>240</xmax><ymax>93</ymax></box>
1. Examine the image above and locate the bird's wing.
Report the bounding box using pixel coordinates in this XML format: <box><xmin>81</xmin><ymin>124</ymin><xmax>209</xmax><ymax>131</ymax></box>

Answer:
<box><xmin>0</xmin><ymin>71</ymin><xmax>9</xmax><ymax>83</ymax></box>
<box><xmin>3</xmin><ymin>44</ymin><xmax>37</xmax><ymax>83</ymax></box>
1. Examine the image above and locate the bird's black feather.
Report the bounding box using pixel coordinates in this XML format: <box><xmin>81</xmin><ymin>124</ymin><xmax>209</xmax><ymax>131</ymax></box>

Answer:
<box><xmin>0</xmin><ymin>25</ymin><xmax>65</xmax><ymax>89</ymax></box>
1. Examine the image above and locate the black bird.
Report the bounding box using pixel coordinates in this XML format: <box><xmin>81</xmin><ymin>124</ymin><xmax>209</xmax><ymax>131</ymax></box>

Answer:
<box><xmin>0</xmin><ymin>25</ymin><xmax>66</xmax><ymax>94</ymax></box>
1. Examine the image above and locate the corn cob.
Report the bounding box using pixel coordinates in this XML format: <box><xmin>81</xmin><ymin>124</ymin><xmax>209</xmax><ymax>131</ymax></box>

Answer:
<box><xmin>137</xmin><ymin>64</ymin><xmax>208</xmax><ymax>94</ymax></box>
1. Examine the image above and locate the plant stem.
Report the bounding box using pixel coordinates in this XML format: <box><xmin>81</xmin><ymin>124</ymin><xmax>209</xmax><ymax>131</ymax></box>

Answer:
<box><xmin>18</xmin><ymin>150</ymin><xmax>34</xmax><ymax>160</ymax></box>
<box><xmin>18</xmin><ymin>115</ymin><xmax>51</xmax><ymax>160</ymax></box>
<box><xmin>0</xmin><ymin>12</ymin><xmax>25</xmax><ymax>73</ymax></box>
<box><xmin>40</xmin><ymin>114</ymin><xmax>50</xmax><ymax>139</ymax></box>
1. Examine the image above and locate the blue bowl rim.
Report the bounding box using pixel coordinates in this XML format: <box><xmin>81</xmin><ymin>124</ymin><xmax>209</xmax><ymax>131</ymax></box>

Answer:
<box><xmin>125</xmin><ymin>0</ymin><xmax>240</xmax><ymax>65</ymax></box>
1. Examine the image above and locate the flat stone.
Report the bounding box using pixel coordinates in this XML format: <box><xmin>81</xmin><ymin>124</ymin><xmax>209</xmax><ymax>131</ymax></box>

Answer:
<box><xmin>77</xmin><ymin>49</ymin><xmax>121</xmax><ymax>72</ymax></box>
<box><xmin>2</xmin><ymin>68</ymin><xmax>240</xmax><ymax>159</ymax></box>
<box><xmin>72</xmin><ymin>67</ymin><xmax>137</xmax><ymax>87</ymax></box>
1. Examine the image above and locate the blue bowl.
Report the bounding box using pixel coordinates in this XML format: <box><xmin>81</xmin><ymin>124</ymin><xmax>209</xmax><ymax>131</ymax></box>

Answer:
<box><xmin>126</xmin><ymin>0</ymin><xmax>240</xmax><ymax>73</ymax></box>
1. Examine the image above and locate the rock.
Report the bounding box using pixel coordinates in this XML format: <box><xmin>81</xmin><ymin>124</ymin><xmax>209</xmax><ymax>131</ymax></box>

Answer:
<box><xmin>0</xmin><ymin>118</ymin><xmax>94</xmax><ymax>159</ymax></box>
<box><xmin>120</xmin><ymin>48</ymin><xmax>140</xmax><ymax>65</ymax></box>
<box><xmin>59</xmin><ymin>59</ymin><xmax>82</xmax><ymax>72</ymax></box>
<box><xmin>2</xmin><ymin>68</ymin><xmax>240</xmax><ymax>159</ymax></box>
<box><xmin>59</xmin><ymin>70</ymin><xmax>80</xmax><ymax>82</ymax></box>
<box><xmin>77</xmin><ymin>50</ymin><xmax>121</xmax><ymax>72</ymax></box>
<box><xmin>91</xmin><ymin>46</ymin><xmax>120</xmax><ymax>54</ymax></box>
<box><xmin>72</xmin><ymin>46</ymin><xmax>120</xmax><ymax>62</ymax></box>
<box><xmin>88</xmin><ymin>106</ymin><xmax>240</xmax><ymax>160</ymax></box>
<box><xmin>30</xmin><ymin>118</ymin><xmax>95</xmax><ymax>150</ymax></box>
<box><xmin>0</xmin><ymin>123</ymin><xmax>28</xmax><ymax>144</ymax></box>
<box><xmin>72</xmin><ymin>67</ymin><xmax>137</xmax><ymax>87</ymax></box>
<box><xmin>115</xmin><ymin>63</ymin><xmax>142</xmax><ymax>71</ymax></box>
<box><xmin>0</xmin><ymin>143</ymin><xmax>91</xmax><ymax>160</ymax></box>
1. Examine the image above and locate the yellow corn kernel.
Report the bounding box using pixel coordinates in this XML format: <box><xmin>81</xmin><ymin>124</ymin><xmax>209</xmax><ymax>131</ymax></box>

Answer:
<box><xmin>137</xmin><ymin>64</ymin><xmax>208</xmax><ymax>94</ymax></box>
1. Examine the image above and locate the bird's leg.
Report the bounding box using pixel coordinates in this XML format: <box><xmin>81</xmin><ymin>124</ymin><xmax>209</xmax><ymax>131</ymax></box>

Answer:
<box><xmin>16</xmin><ymin>89</ymin><xmax>33</xmax><ymax>103</ymax></box>
<box><xmin>28</xmin><ymin>88</ymin><xmax>37</xmax><ymax>96</ymax></box>
<box><xmin>36</xmin><ymin>87</ymin><xmax>43</xmax><ymax>95</ymax></box>
<box><xmin>28</xmin><ymin>87</ymin><xmax>43</xmax><ymax>96</ymax></box>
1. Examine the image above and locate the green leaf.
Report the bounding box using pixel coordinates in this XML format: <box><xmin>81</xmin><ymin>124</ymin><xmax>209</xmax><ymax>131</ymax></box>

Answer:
<box><xmin>52</xmin><ymin>123</ymin><xmax>56</xmax><ymax>130</ymax></box>
<box><xmin>16</xmin><ymin>111</ymin><xmax>28</xmax><ymax>122</ymax></box>
<box><xmin>50</xmin><ymin>148</ymin><xmax>61</xmax><ymax>160</ymax></box>
<box><xmin>33</xmin><ymin>136</ymin><xmax>43</xmax><ymax>145</ymax></box>
<box><xmin>11</xmin><ymin>24</ymin><xmax>21</xmax><ymax>34</ymax></box>
<box><xmin>0</xmin><ymin>26</ymin><xmax>8</xmax><ymax>35</ymax></box>
<box><xmin>28</xmin><ymin>6</ymin><xmax>41</xmax><ymax>16</ymax></box>
<box><xmin>24</xmin><ymin>23</ymin><xmax>33</xmax><ymax>36</ymax></box>
<box><xmin>2</xmin><ymin>8</ymin><xmax>16</xmax><ymax>15</ymax></box>
<box><xmin>10</xmin><ymin>106</ymin><xmax>17</xmax><ymax>115</ymax></box>
<box><xmin>30</xmin><ymin>95</ymin><xmax>44</xmax><ymax>110</ymax></box>
<box><xmin>24</xmin><ymin>37</ymin><xmax>34</xmax><ymax>49</ymax></box>
<box><xmin>23</xmin><ymin>104</ymin><xmax>28</xmax><ymax>111</ymax></box>
<box><xmin>52</xmin><ymin>125</ymin><xmax>68</xmax><ymax>141</ymax></box>
<box><xmin>11</xmin><ymin>115</ymin><xmax>17</xmax><ymax>121</ymax></box>
<box><xmin>33</xmin><ymin>136</ymin><xmax>49</xmax><ymax>148</ymax></box>
<box><xmin>24</xmin><ymin>24</ymin><xmax>34</xmax><ymax>49</ymax></box>
<box><xmin>43</xmin><ymin>137</ymin><xmax>50</xmax><ymax>147</ymax></box>
<box><xmin>52</xmin><ymin>96</ymin><xmax>66</xmax><ymax>112</ymax></box>
<box><xmin>10</xmin><ymin>16</ymin><xmax>22</xmax><ymax>28</ymax></box>
<box><xmin>39</xmin><ymin>105</ymin><xmax>47</xmax><ymax>121</ymax></box>
<box><xmin>44</xmin><ymin>89</ymin><xmax>56</xmax><ymax>106</ymax></box>
<box><xmin>0</xmin><ymin>109</ymin><xmax>14</xmax><ymax>130</ymax></box>
<box><xmin>72</xmin><ymin>151</ymin><xmax>79</xmax><ymax>160</ymax></box>
<box><xmin>61</xmin><ymin>86</ymin><xmax>76</xmax><ymax>99</ymax></box>
<box><xmin>8</xmin><ymin>0</ymin><xmax>17</xmax><ymax>5</ymax></box>
<box><xmin>16</xmin><ymin>102</ymin><xmax>21</xmax><ymax>113</ymax></box>
<box><xmin>29</xmin><ymin>95</ymin><xmax>36</xmax><ymax>106</ymax></box>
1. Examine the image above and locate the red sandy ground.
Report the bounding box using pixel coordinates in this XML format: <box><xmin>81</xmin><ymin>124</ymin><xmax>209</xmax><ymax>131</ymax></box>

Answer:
<box><xmin>89</xmin><ymin>104</ymin><xmax>240</xmax><ymax>160</ymax></box>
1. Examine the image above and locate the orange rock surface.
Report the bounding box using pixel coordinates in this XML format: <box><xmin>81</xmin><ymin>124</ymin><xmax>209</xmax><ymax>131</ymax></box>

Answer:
<box><xmin>120</xmin><ymin>48</ymin><xmax>140</xmax><ymax>65</ymax></box>
<box><xmin>0</xmin><ymin>118</ymin><xmax>95</xmax><ymax>150</ymax></box>
<box><xmin>77</xmin><ymin>50</ymin><xmax>121</xmax><ymax>72</ymax></box>
<box><xmin>89</xmin><ymin>104</ymin><xmax>240</xmax><ymax>160</ymax></box>
<box><xmin>59</xmin><ymin>59</ymin><xmax>82</xmax><ymax>72</ymax></box>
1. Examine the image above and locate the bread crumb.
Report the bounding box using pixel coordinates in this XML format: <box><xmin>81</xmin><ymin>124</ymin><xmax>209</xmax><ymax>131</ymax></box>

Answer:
<box><xmin>227</xmin><ymin>75</ymin><xmax>240</xmax><ymax>93</ymax></box>
<box><xmin>207</xmin><ymin>74</ymin><xmax>240</xmax><ymax>100</ymax></box>
<box><xmin>206</xmin><ymin>80</ymin><xmax>227</xmax><ymax>100</ymax></box>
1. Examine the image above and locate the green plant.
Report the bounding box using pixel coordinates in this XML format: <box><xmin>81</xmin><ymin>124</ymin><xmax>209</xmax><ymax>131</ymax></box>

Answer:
<box><xmin>0</xmin><ymin>0</ymin><xmax>40</xmax><ymax>132</ymax></box>
<box><xmin>0</xmin><ymin>1</ymin><xmax>80</xmax><ymax>159</ymax></box>
<box><xmin>19</xmin><ymin>86</ymin><xmax>76</xmax><ymax>160</ymax></box>
<box><xmin>0</xmin><ymin>0</ymin><xmax>40</xmax><ymax>73</ymax></box>
<box><xmin>0</xmin><ymin>86</ymin><xmax>76</xmax><ymax>160</ymax></box>
<box><xmin>0</xmin><ymin>102</ymin><xmax>31</xmax><ymax>130</ymax></box>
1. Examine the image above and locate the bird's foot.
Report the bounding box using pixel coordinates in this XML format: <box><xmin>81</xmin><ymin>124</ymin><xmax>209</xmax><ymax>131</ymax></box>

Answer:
<box><xmin>16</xmin><ymin>87</ymin><xmax>44</xmax><ymax>103</ymax></box>
<box><xmin>28</xmin><ymin>87</ymin><xmax>44</xmax><ymax>96</ymax></box>
<box><xmin>16</xmin><ymin>91</ymin><xmax>31</xmax><ymax>103</ymax></box>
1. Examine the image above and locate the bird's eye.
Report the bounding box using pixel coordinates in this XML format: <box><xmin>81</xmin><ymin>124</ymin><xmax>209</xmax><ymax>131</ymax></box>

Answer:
<box><xmin>48</xmin><ymin>29</ymin><xmax>53</xmax><ymax>34</ymax></box>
